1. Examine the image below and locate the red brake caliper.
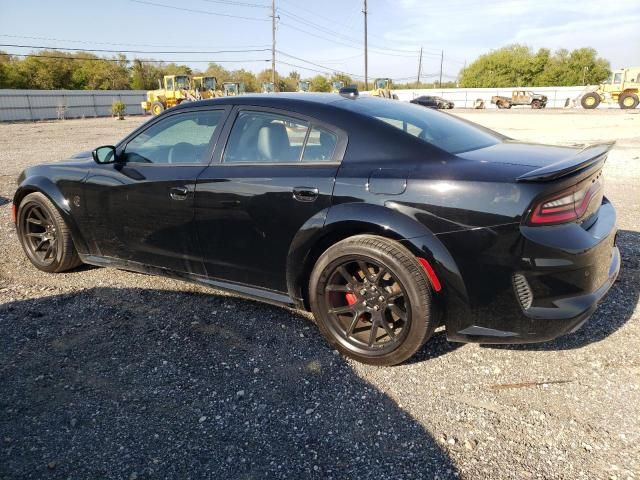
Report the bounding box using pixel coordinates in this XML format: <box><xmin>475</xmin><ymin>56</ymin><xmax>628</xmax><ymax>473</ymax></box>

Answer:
<box><xmin>345</xmin><ymin>293</ymin><xmax>358</xmax><ymax>306</ymax></box>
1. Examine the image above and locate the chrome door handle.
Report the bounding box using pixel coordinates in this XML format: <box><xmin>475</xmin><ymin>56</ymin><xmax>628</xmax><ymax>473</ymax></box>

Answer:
<box><xmin>169</xmin><ymin>186</ymin><xmax>189</xmax><ymax>200</ymax></box>
<box><xmin>293</xmin><ymin>187</ymin><xmax>319</xmax><ymax>202</ymax></box>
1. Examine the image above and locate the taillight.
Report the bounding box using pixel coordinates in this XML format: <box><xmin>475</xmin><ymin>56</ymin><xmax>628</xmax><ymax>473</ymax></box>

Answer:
<box><xmin>528</xmin><ymin>176</ymin><xmax>602</xmax><ymax>225</ymax></box>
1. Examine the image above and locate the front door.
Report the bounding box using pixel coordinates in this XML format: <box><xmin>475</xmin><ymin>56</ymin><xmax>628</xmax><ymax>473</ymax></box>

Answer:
<box><xmin>194</xmin><ymin>107</ymin><xmax>346</xmax><ymax>292</ymax></box>
<box><xmin>82</xmin><ymin>107</ymin><xmax>228</xmax><ymax>274</ymax></box>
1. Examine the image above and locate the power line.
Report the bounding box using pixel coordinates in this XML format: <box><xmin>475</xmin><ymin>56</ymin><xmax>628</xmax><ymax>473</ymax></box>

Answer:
<box><xmin>129</xmin><ymin>0</ymin><xmax>270</xmax><ymax>21</ymax></box>
<box><xmin>0</xmin><ymin>33</ymin><xmax>270</xmax><ymax>49</ymax></box>
<box><xmin>0</xmin><ymin>44</ymin><xmax>272</xmax><ymax>55</ymax></box>
<box><xmin>277</xmin><ymin>50</ymin><xmax>363</xmax><ymax>78</ymax></box>
<box><xmin>0</xmin><ymin>53</ymin><xmax>270</xmax><ymax>64</ymax></box>
<box><xmin>198</xmin><ymin>0</ymin><xmax>270</xmax><ymax>7</ymax></box>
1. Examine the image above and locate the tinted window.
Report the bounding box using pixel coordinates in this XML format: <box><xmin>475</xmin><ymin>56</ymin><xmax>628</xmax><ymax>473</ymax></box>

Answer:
<box><xmin>302</xmin><ymin>126</ymin><xmax>337</xmax><ymax>162</ymax></box>
<box><xmin>124</xmin><ymin>110</ymin><xmax>223</xmax><ymax>164</ymax></box>
<box><xmin>224</xmin><ymin>111</ymin><xmax>309</xmax><ymax>163</ymax></box>
<box><xmin>341</xmin><ymin>99</ymin><xmax>500</xmax><ymax>154</ymax></box>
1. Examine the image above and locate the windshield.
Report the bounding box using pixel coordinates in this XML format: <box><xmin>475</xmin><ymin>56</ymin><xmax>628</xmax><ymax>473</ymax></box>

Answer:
<box><xmin>203</xmin><ymin>78</ymin><xmax>216</xmax><ymax>90</ymax></box>
<box><xmin>341</xmin><ymin>99</ymin><xmax>501</xmax><ymax>154</ymax></box>
<box><xmin>175</xmin><ymin>76</ymin><xmax>190</xmax><ymax>89</ymax></box>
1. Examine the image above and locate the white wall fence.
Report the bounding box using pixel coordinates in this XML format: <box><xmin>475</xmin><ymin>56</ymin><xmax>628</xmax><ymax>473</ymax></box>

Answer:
<box><xmin>388</xmin><ymin>86</ymin><xmax>593</xmax><ymax>108</ymax></box>
<box><xmin>0</xmin><ymin>89</ymin><xmax>147</xmax><ymax>122</ymax></box>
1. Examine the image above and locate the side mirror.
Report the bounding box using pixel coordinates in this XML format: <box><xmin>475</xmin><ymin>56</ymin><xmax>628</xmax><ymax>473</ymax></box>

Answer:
<box><xmin>92</xmin><ymin>145</ymin><xmax>117</xmax><ymax>164</ymax></box>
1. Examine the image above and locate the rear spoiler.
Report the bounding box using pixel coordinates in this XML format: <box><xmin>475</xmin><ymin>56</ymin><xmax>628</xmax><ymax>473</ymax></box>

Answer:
<box><xmin>516</xmin><ymin>142</ymin><xmax>614</xmax><ymax>182</ymax></box>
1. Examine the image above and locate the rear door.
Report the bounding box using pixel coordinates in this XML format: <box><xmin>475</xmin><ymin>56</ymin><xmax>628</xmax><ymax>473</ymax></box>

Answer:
<box><xmin>82</xmin><ymin>107</ymin><xmax>228</xmax><ymax>274</ymax></box>
<box><xmin>194</xmin><ymin>106</ymin><xmax>347</xmax><ymax>292</ymax></box>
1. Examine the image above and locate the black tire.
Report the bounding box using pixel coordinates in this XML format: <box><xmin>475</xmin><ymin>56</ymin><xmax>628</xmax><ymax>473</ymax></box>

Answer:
<box><xmin>581</xmin><ymin>92</ymin><xmax>601</xmax><ymax>109</ymax></box>
<box><xmin>309</xmin><ymin>235</ymin><xmax>436</xmax><ymax>366</ymax></box>
<box><xmin>16</xmin><ymin>192</ymin><xmax>82</xmax><ymax>273</ymax></box>
<box><xmin>619</xmin><ymin>92</ymin><xmax>639</xmax><ymax>109</ymax></box>
<box><xmin>531</xmin><ymin>99</ymin><xmax>541</xmax><ymax>109</ymax></box>
<box><xmin>151</xmin><ymin>101</ymin><xmax>165</xmax><ymax>116</ymax></box>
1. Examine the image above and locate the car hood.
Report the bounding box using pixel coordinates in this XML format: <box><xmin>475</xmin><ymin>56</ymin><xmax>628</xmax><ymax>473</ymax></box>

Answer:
<box><xmin>456</xmin><ymin>141</ymin><xmax>581</xmax><ymax>168</ymax></box>
<box><xmin>71</xmin><ymin>150</ymin><xmax>93</xmax><ymax>160</ymax></box>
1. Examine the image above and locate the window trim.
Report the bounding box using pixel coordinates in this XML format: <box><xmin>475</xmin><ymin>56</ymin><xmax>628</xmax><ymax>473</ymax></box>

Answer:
<box><xmin>215</xmin><ymin>105</ymin><xmax>347</xmax><ymax>167</ymax></box>
<box><xmin>116</xmin><ymin>105</ymin><xmax>232</xmax><ymax>167</ymax></box>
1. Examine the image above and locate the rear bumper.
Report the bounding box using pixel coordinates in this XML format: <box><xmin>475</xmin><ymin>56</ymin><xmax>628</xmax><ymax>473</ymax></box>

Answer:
<box><xmin>454</xmin><ymin>244</ymin><xmax>619</xmax><ymax>343</ymax></box>
<box><xmin>441</xmin><ymin>198</ymin><xmax>620</xmax><ymax>344</ymax></box>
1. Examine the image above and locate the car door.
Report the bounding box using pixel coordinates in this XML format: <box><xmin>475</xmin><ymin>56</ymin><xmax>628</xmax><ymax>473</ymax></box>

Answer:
<box><xmin>194</xmin><ymin>106</ymin><xmax>347</xmax><ymax>292</ymax></box>
<box><xmin>82</xmin><ymin>107</ymin><xmax>229</xmax><ymax>274</ymax></box>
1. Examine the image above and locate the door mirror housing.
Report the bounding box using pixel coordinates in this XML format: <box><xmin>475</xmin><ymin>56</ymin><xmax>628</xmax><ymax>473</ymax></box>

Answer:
<box><xmin>92</xmin><ymin>145</ymin><xmax>118</xmax><ymax>164</ymax></box>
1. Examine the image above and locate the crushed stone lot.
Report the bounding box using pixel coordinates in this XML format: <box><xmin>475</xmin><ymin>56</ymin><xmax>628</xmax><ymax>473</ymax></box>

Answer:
<box><xmin>0</xmin><ymin>109</ymin><xmax>639</xmax><ymax>479</ymax></box>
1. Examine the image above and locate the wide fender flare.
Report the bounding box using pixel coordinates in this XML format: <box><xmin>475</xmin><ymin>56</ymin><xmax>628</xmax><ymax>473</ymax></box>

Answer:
<box><xmin>286</xmin><ymin>202</ymin><xmax>471</xmax><ymax>323</ymax></box>
<box><xmin>13</xmin><ymin>176</ymin><xmax>89</xmax><ymax>254</ymax></box>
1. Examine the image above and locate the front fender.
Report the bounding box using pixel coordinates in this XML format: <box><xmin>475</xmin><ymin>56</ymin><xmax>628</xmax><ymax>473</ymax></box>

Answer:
<box><xmin>286</xmin><ymin>202</ymin><xmax>471</xmax><ymax>325</ymax></box>
<box><xmin>14</xmin><ymin>175</ymin><xmax>89</xmax><ymax>254</ymax></box>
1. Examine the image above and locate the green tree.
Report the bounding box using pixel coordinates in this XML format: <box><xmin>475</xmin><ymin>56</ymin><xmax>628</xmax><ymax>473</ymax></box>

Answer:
<box><xmin>230</xmin><ymin>68</ymin><xmax>258</xmax><ymax>92</ymax></box>
<box><xmin>310</xmin><ymin>75</ymin><xmax>331</xmax><ymax>92</ymax></box>
<box><xmin>204</xmin><ymin>63</ymin><xmax>230</xmax><ymax>84</ymax></box>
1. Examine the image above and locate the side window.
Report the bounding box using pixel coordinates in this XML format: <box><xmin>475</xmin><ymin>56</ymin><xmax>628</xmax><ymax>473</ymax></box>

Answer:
<box><xmin>223</xmin><ymin>111</ymin><xmax>309</xmax><ymax>163</ymax></box>
<box><xmin>613</xmin><ymin>73</ymin><xmax>622</xmax><ymax>83</ymax></box>
<box><xmin>124</xmin><ymin>110</ymin><xmax>224</xmax><ymax>164</ymax></box>
<box><xmin>302</xmin><ymin>126</ymin><xmax>337</xmax><ymax>162</ymax></box>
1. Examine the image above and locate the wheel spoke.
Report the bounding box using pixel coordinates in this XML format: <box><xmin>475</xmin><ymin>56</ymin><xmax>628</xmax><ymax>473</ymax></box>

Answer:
<box><xmin>357</xmin><ymin>261</ymin><xmax>370</xmax><ymax>280</ymax></box>
<box><xmin>44</xmin><ymin>245</ymin><xmax>54</xmax><ymax>260</ymax></box>
<box><xmin>27</xmin><ymin>217</ymin><xmax>43</xmax><ymax>226</ymax></box>
<box><xmin>345</xmin><ymin>312</ymin><xmax>360</xmax><ymax>338</ymax></box>
<box><xmin>34</xmin><ymin>239</ymin><xmax>47</xmax><ymax>251</ymax></box>
<box><xmin>337</xmin><ymin>265</ymin><xmax>356</xmax><ymax>284</ymax></box>
<box><xmin>325</xmin><ymin>284</ymin><xmax>351</xmax><ymax>292</ymax></box>
<box><xmin>374</xmin><ymin>267</ymin><xmax>387</xmax><ymax>285</ymax></box>
<box><xmin>328</xmin><ymin>305</ymin><xmax>356</xmax><ymax>315</ymax></box>
<box><xmin>389</xmin><ymin>304</ymin><xmax>407</xmax><ymax>321</ymax></box>
<box><xmin>378</xmin><ymin>313</ymin><xmax>396</xmax><ymax>339</ymax></box>
<box><xmin>32</xmin><ymin>208</ymin><xmax>47</xmax><ymax>223</ymax></box>
<box><xmin>367</xmin><ymin>317</ymin><xmax>379</xmax><ymax>347</ymax></box>
<box><xmin>25</xmin><ymin>232</ymin><xmax>44</xmax><ymax>238</ymax></box>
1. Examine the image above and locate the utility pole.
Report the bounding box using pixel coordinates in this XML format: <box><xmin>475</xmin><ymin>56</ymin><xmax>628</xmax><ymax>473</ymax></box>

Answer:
<box><xmin>439</xmin><ymin>50</ymin><xmax>443</xmax><ymax>88</ymax></box>
<box><xmin>271</xmin><ymin>0</ymin><xmax>276</xmax><ymax>90</ymax></box>
<box><xmin>363</xmin><ymin>0</ymin><xmax>368</xmax><ymax>90</ymax></box>
<box><xmin>416</xmin><ymin>46</ymin><xmax>423</xmax><ymax>87</ymax></box>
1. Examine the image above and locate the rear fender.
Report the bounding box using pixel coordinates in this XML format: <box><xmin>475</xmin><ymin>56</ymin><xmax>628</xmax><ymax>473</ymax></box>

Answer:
<box><xmin>286</xmin><ymin>202</ymin><xmax>471</xmax><ymax>326</ymax></box>
<box><xmin>13</xmin><ymin>176</ymin><xmax>89</xmax><ymax>254</ymax></box>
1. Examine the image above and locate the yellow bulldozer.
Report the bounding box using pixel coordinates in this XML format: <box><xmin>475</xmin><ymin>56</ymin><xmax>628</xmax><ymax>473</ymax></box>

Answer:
<box><xmin>581</xmin><ymin>66</ymin><xmax>640</xmax><ymax>109</ymax></box>
<box><xmin>369</xmin><ymin>78</ymin><xmax>398</xmax><ymax>99</ymax></box>
<box><xmin>141</xmin><ymin>75</ymin><xmax>196</xmax><ymax>116</ymax></box>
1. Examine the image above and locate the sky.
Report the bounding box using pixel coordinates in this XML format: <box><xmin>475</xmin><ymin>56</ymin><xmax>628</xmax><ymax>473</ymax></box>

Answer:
<box><xmin>0</xmin><ymin>0</ymin><xmax>638</xmax><ymax>83</ymax></box>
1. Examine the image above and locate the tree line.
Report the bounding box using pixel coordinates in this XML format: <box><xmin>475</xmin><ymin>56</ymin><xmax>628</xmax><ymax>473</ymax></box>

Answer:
<box><xmin>0</xmin><ymin>44</ymin><xmax>611</xmax><ymax>91</ymax></box>
<box><xmin>0</xmin><ymin>50</ymin><xmax>353</xmax><ymax>92</ymax></box>
<box><xmin>459</xmin><ymin>45</ymin><xmax>610</xmax><ymax>88</ymax></box>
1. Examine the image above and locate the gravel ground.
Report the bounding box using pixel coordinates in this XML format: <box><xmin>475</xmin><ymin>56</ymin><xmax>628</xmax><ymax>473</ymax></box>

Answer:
<box><xmin>0</xmin><ymin>110</ymin><xmax>639</xmax><ymax>479</ymax></box>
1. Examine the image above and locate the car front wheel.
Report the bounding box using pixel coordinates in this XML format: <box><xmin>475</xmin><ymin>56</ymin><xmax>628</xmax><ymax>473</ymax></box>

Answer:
<box><xmin>309</xmin><ymin>235</ymin><xmax>436</xmax><ymax>366</ymax></box>
<box><xmin>16</xmin><ymin>192</ymin><xmax>82</xmax><ymax>273</ymax></box>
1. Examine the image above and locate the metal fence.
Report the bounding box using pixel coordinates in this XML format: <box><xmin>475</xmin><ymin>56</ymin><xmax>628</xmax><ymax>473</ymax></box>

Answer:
<box><xmin>0</xmin><ymin>90</ymin><xmax>146</xmax><ymax>122</ymax></box>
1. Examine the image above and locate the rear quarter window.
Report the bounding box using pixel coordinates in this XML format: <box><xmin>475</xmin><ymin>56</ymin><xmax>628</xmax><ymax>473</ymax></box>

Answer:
<box><xmin>341</xmin><ymin>99</ymin><xmax>501</xmax><ymax>154</ymax></box>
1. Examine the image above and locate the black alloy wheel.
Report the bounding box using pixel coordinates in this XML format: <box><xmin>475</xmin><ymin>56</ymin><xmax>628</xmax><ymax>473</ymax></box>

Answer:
<box><xmin>310</xmin><ymin>235</ymin><xmax>436</xmax><ymax>366</ymax></box>
<box><xmin>17</xmin><ymin>192</ymin><xmax>81</xmax><ymax>273</ymax></box>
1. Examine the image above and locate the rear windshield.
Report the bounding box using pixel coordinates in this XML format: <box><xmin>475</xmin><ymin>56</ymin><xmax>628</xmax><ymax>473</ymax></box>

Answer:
<box><xmin>341</xmin><ymin>98</ymin><xmax>501</xmax><ymax>154</ymax></box>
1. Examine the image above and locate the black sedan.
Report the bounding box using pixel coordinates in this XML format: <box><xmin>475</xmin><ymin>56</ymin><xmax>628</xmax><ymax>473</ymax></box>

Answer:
<box><xmin>411</xmin><ymin>95</ymin><xmax>454</xmax><ymax>109</ymax></box>
<box><xmin>13</xmin><ymin>94</ymin><xmax>619</xmax><ymax>365</ymax></box>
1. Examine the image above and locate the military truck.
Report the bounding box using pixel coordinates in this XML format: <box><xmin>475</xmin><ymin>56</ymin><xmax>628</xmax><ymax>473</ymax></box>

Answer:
<box><xmin>491</xmin><ymin>90</ymin><xmax>547</xmax><ymax>109</ymax></box>
<box><xmin>581</xmin><ymin>67</ymin><xmax>640</xmax><ymax>109</ymax></box>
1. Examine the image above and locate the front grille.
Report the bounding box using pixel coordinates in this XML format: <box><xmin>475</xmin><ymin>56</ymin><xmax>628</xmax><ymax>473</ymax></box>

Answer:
<box><xmin>513</xmin><ymin>273</ymin><xmax>533</xmax><ymax>310</ymax></box>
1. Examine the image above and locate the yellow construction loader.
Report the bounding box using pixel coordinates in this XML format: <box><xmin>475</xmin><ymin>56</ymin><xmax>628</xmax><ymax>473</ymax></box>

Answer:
<box><xmin>262</xmin><ymin>82</ymin><xmax>275</xmax><ymax>93</ymax></box>
<box><xmin>192</xmin><ymin>76</ymin><xmax>220</xmax><ymax>99</ymax></box>
<box><xmin>141</xmin><ymin>75</ymin><xmax>196</xmax><ymax>115</ymax></box>
<box><xmin>369</xmin><ymin>78</ymin><xmax>396</xmax><ymax>99</ymax></box>
<box><xmin>298</xmin><ymin>81</ymin><xmax>310</xmax><ymax>92</ymax></box>
<box><xmin>581</xmin><ymin>66</ymin><xmax>640</xmax><ymax>109</ymax></box>
<box><xmin>222</xmin><ymin>82</ymin><xmax>245</xmax><ymax>96</ymax></box>
<box><xmin>331</xmin><ymin>81</ymin><xmax>345</xmax><ymax>93</ymax></box>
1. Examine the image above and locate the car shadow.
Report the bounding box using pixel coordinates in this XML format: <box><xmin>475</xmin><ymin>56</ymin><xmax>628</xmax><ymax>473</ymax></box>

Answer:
<box><xmin>0</xmin><ymin>196</ymin><xmax>10</xmax><ymax>207</ymax></box>
<box><xmin>0</xmin><ymin>287</ymin><xmax>459</xmax><ymax>480</ymax></box>
<box><xmin>484</xmin><ymin>229</ymin><xmax>639</xmax><ymax>352</ymax></box>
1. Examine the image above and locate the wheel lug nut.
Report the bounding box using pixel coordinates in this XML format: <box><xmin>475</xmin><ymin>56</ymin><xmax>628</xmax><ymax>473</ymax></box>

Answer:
<box><xmin>360</xmin><ymin>289</ymin><xmax>367</xmax><ymax>295</ymax></box>
<box><xmin>378</xmin><ymin>296</ymin><xmax>384</xmax><ymax>302</ymax></box>
<box><xmin>373</xmin><ymin>305</ymin><xmax>380</xmax><ymax>311</ymax></box>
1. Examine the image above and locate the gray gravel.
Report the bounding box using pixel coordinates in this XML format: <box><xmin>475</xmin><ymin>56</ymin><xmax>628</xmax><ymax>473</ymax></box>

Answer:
<box><xmin>1</xmin><ymin>111</ymin><xmax>639</xmax><ymax>479</ymax></box>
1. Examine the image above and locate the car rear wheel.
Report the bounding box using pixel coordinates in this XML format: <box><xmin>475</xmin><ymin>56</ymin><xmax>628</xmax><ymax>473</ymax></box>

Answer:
<box><xmin>17</xmin><ymin>192</ymin><xmax>82</xmax><ymax>273</ymax></box>
<box><xmin>309</xmin><ymin>235</ymin><xmax>436</xmax><ymax>366</ymax></box>
<box><xmin>531</xmin><ymin>99</ymin><xmax>542</xmax><ymax>109</ymax></box>
<box><xmin>619</xmin><ymin>92</ymin><xmax>639</xmax><ymax>109</ymax></box>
